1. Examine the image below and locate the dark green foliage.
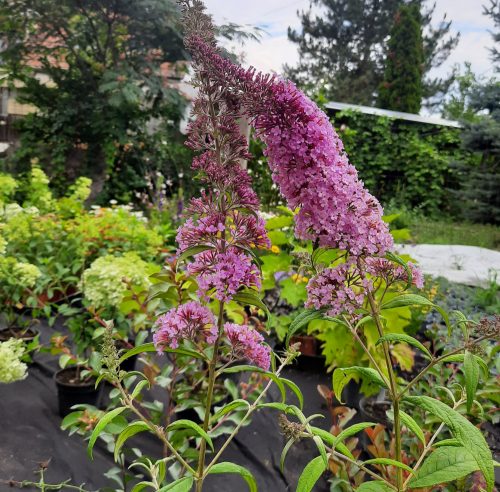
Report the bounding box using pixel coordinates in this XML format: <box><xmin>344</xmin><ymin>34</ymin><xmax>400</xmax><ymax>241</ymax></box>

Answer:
<box><xmin>484</xmin><ymin>0</ymin><xmax>500</xmax><ymax>66</ymax></box>
<box><xmin>286</xmin><ymin>0</ymin><xmax>458</xmax><ymax>108</ymax></box>
<box><xmin>378</xmin><ymin>3</ymin><xmax>424</xmax><ymax>113</ymax></box>
<box><xmin>332</xmin><ymin>110</ymin><xmax>465</xmax><ymax>215</ymax></box>
<box><xmin>0</xmin><ymin>0</ymin><xmax>189</xmax><ymax>200</ymax></box>
<box><xmin>457</xmin><ymin>81</ymin><xmax>500</xmax><ymax>224</ymax></box>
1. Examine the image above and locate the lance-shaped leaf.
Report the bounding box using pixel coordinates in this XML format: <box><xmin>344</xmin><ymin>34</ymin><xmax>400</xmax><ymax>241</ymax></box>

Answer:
<box><xmin>158</xmin><ymin>476</ymin><xmax>194</xmax><ymax>492</ymax></box>
<box><xmin>114</xmin><ymin>421</ymin><xmax>150</xmax><ymax>461</ymax></box>
<box><xmin>88</xmin><ymin>406</ymin><xmax>126</xmax><ymax>459</ymax></box>
<box><xmin>399</xmin><ymin>411</ymin><xmax>426</xmax><ymax>445</ymax></box>
<box><xmin>223</xmin><ymin>365</ymin><xmax>286</xmax><ymax>402</ymax></box>
<box><xmin>118</xmin><ymin>342</ymin><xmax>204</xmax><ymax>364</ymax></box>
<box><xmin>296</xmin><ymin>455</ymin><xmax>327</xmax><ymax>492</ymax></box>
<box><xmin>441</xmin><ymin>353</ymin><xmax>489</xmax><ymax>379</ymax></box>
<box><xmin>285</xmin><ymin>308</ymin><xmax>327</xmax><ymax>346</ymax></box>
<box><xmin>232</xmin><ymin>290</ymin><xmax>270</xmax><ymax>318</ymax></box>
<box><xmin>376</xmin><ymin>333</ymin><xmax>432</xmax><ymax>360</ymax></box>
<box><xmin>281</xmin><ymin>437</ymin><xmax>295</xmax><ymax>472</ymax></box>
<box><xmin>207</xmin><ymin>462</ymin><xmax>257</xmax><ymax>492</ymax></box>
<box><xmin>177</xmin><ymin>245</ymin><xmax>215</xmax><ymax>264</ymax></box>
<box><xmin>210</xmin><ymin>399</ymin><xmax>250</xmax><ymax>423</ymax></box>
<box><xmin>464</xmin><ymin>350</ymin><xmax>480</xmax><ymax>413</ymax></box>
<box><xmin>310</xmin><ymin>426</ymin><xmax>355</xmax><ymax>460</ymax></box>
<box><xmin>405</xmin><ymin>396</ymin><xmax>494</xmax><ymax>491</ymax></box>
<box><xmin>281</xmin><ymin>377</ymin><xmax>304</xmax><ymax>409</ymax></box>
<box><xmin>381</xmin><ymin>294</ymin><xmax>451</xmax><ymax>333</ymax></box>
<box><xmin>386</xmin><ymin>251</ymin><xmax>413</xmax><ymax>289</ymax></box>
<box><xmin>333</xmin><ymin>367</ymin><xmax>387</xmax><ymax>404</ymax></box>
<box><xmin>166</xmin><ymin>420</ymin><xmax>213</xmax><ymax>451</ymax></box>
<box><xmin>363</xmin><ymin>458</ymin><xmax>413</xmax><ymax>474</ymax></box>
<box><xmin>408</xmin><ymin>446</ymin><xmax>480</xmax><ymax>488</ymax></box>
<box><xmin>355</xmin><ymin>482</ymin><xmax>394</xmax><ymax>492</ymax></box>
<box><xmin>331</xmin><ymin>422</ymin><xmax>377</xmax><ymax>452</ymax></box>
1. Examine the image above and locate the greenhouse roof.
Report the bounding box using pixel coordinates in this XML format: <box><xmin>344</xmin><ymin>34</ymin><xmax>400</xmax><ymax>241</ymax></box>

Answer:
<box><xmin>325</xmin><ymin>101</ymin><xmax>462</xmax><ymax>128</ymax></box>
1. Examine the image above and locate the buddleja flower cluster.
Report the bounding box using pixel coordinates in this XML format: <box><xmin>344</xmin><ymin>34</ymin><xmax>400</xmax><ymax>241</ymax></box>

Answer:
<box><xmin>153</xmin><ymin>0</ymin><xmax>271</xmax><ymax>369</ymax></box>
<box><xmin>177</xmin><ymin>0</ymin><xmax>423</xmax><ymax>320</ymax></box>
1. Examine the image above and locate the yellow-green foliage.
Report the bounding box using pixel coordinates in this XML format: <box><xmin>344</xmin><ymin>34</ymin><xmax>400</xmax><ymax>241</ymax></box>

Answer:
<box><xmin>0</xmin><ymin>339</ymin><xmax>27</xmax><ymax>384</ymax></box>
<box><xmin>24</xmin><ymin>165</ymin><xmax>54</xmax><ymax>212</ymax></box>
<box><xmin>0</xmin><ymin>174</ymin><xmax>18</xmax><ymax>205</ymax></box>
<box><xmin>81</xmin><ymin>252</ymin><xmax>153</xmax><ymax>309</ymax></box>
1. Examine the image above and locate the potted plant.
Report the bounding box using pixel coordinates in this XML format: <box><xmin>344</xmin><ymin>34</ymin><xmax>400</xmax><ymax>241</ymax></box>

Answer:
<box><xmin>0</xmin><ymin>255</ymin><xmax>42</xmax><ymax>342</ymax></box>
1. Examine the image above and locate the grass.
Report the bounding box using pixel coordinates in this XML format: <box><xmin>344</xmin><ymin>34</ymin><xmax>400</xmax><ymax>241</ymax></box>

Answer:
<box><xmin>408</xmin><ymin>218</ymin><xmax>500</xmax><ymax>251</ymax></box>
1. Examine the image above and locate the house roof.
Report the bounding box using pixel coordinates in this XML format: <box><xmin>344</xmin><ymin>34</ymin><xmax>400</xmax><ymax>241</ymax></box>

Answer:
<box><xmin>324</xmin><ymin>101</ymin><xmax>461</xmax><ymax>128</ymax></box>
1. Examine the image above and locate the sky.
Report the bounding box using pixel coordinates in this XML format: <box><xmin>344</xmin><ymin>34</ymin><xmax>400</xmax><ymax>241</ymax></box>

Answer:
<box><xmin>203</xmin><ymin>0</ymin><xmax>496</xmax><ymax>82</ymax></box>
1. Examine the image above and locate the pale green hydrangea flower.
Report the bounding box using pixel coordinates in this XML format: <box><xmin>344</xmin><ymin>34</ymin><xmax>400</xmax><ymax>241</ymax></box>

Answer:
<box><xmin>0</xmin><ymin>235</ymin><xmax>6</xmax><ymax>256</ymax></box>
<box><xmin>0</xmin><ymin>339</ymin><xmax>27</xmax><ymax>384</ymax></box>
<box><xmin>13</xmin><ymin>262</ymin><xmax>42</xmax><ymax>288</ymax></box>
<box><xmin>82</xmin><ymin>252</ymin><xmax>152</xmax><ymax>309</ymax></box>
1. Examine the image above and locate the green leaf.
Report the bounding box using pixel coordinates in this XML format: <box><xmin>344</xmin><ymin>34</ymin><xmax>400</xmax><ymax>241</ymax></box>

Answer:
<box><xmin>385</xmin><ymin>251</ymin><xmax>413</xmax><ymax>289</ymax></box>
<box><xmin>333</xmin><ymin>367</ymin><xmax>387</xmax><ymax>404</ymax></box>
<box><xmin>232</xmin><ymin>290</ymin><xmax>270</xmax><ymax>317</ymax></box>
<box><xmin>355</xmin><ymin>482</ymin><xmax>393</xmax><ymax>492</ymax></box>
<box><xmin>309</xmin><ymin>427</ymin><xmax>354</xmax><ymax>460</ymax></box>
<box><xmin>130</xmin><ymin>380</ymin><xmax>150</xmax><ymax>400</ymax></box>
<box><xmin>118</xmin><ymin>343</ymin><xmax>204</xmax><ymax>364</ymax></box>
<box><xmin>399</xmin><ymin>411</ymin><xmax>426</xmax><ymax>445</ymax></box>
<box><xmin>88</xmin><ymin>407</ymin><xmax>126</xmax><ymax>459</ymax></box>
<box><xmin>281</xmin><ymin>438</ymin><xmax>295</xmax><ymax>472</ymax></box>
<box><xmin>405</xmin><ymin>396</ymin><xmax>494</xmax><ymax>491</ymax></box>
<box><xmin>266</xmin><ymin>215</ymin><xmax>294</xmax><ymax>230</ymax></box>
<box><xmin>464</xmin><ymin>351</ymin><xmax>480</xmax><ymax>413</ymax></box>
<box><xmin>296</xmin><ymin>455</ymin><xmax>326</xmax><ymax>492</ymax></box>
<box><xmin>211</xmin><ymin>399</ymin><xmax>250</xmax><ymax>423</ymax></box>
<box><xmin>114</xmin><ymin>421</ymin><xmax>150</xmax><ymax>461</ymax></box>
<box><xmin>158</xmin><ymin>476</ymin><xmax>194</xmax><ymax>492</ymax></box>
<box><xmin>178</xmin><ymin>245</ymin><xmax>214</xmax><ymax>264</ymax></box>
<box><xmin>281</xmin><ymin>378</ymin><xmax>304</xmax><ymax>409</ymax></box>
<box><xmin>286</xmin><ymin>308</ymin><xmax>327</xmax><ymax>346</ymax></box>
<box><xmin>363</xmin><ymin>458</ymin><xmax>413</xmax><ymax>474</ymax></box>
<box><xmin>331</xmin><ymin>422</ymin><xmax>377</xmax><ymax>452</ymax></box>
<box><xmin>381</xmin><ymin>294</ymin><xmax>451</xmax><ymax>333</ymax></box>
<box><xmin>441</xmin><ymin>353</ymin><xmax>489</xmax><ymax>380</ymax></box>
<box><xmin>434</xmin><ymin>438</ymin><xmax>461</xmax><ymax>447</ymax></box>
<box><xmin>223</xmin><ymin>365</ymin><xmax>286</xmax><ymax>402</ymax></box>
<box><xmin>376</xmin><ymin>333</ymin><xmax>432</xmax><ymax>360</ymax></box>
<box><xmin>131</xmin><ymin>481</ymin><xmax>154</xmax><ymax>492</ymax></box>
<box><xmin>207</xmin><ymin>462</ymin><xmax>257</xmax><ymax>492</ymax></box>
<box><xmin>166</xmin><ymin>420</ymin><xmax>213</xmax><ymax>451</ymax></box>
<box><xmin>313</xmin><ymin>435</ymin><xmax>328</xmax><ymax>467</ymax></box>
<box><xmin>408</xmin><ymin>446</ymin><xmax>480</xmax><ymax>488</ymax></box>
<box><xmin>268</xmin><ymin>230</ymin><xmax>289</xmax><ymax>245</ymax></box>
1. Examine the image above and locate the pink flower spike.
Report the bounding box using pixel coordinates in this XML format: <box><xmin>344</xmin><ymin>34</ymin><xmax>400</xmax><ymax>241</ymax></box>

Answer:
<box><xmin>153</xmin><ymin>301</ymin><xmax>217</xmax><ymax>352</ymax></box>
<box><xmin>224</xmin><ymin>323</ymin><xmax>271</xmax><ymax>370</ymax></box>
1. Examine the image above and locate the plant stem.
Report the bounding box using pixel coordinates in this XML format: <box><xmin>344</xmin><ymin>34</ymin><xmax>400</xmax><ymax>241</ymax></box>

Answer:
<box><xmin>398</xmin><ymin>334</ymin><xmax>491</xmax><ymax>399</ymax></box>
<box><xmin>204</xmin><ymin>352</ymin><xmax>295</xmax><ymax>473</ymax></box>
<box><xmin>366</xmin><ymin>289</ymin><xmax>403</xmax><ymax>491</ymax></box>
<box><xmin>117</xmin><ymin>384</ymin><xmax>196</xmax><ymax>475</ymax></box>
<box><xmin>195</xmin><ymin>301</ymin><xmax>225</xmax><ymax>492</ymax></box>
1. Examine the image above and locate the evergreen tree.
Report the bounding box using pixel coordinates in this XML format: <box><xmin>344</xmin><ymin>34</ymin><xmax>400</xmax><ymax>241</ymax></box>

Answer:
<box><xmin>286</xmin><ymin>0</ymin><xmax>458</xmax><ymax>107</ymax></box>
<box><xmin>378</xmin><ymin>3</ymin><xmax>424</xmax><ymax>113</ymax></box>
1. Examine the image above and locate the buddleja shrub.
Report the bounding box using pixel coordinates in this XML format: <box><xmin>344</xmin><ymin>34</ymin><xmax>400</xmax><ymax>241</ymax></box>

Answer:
<box><xmin>83</xmin><ymin>1</ymin><xmax>498</xmax><ymax>492</ymax></box>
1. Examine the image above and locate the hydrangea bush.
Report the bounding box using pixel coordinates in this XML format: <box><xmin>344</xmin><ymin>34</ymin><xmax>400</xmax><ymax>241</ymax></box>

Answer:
<box><xmin>78</xmin><ymin>2</ymin><xmax>498</xmax><ymax>492</ymax></box>
<box><xmin>0</xmin><ymin>338</ymin><xmax>27</xmax><ymax>384</ymax></box>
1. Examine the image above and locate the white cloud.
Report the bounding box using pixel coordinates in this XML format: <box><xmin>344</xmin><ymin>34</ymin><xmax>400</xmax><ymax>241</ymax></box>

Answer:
<box><xmin>203</xmin><ymin>0</ymin><xmax>496</xmax><ymax>78</ymax></box>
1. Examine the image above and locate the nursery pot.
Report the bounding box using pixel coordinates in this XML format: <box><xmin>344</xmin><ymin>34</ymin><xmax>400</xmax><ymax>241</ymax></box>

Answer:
<box><xmin>359</xmin><ymin>394</ymin><xmax>392</xmax><ymax>428</ymax></box>
<box><xmin>289</xmin><ymin>334</ymin><xmax>326</xmax><ymax>372</ymax></box>
<box><xmin>0</xmin><ymin>326</ymin><xmax>39</xmax><ymax>343</ymax></box>
<box><xmin>54</xmin><ymin>367</ymin><xmax>101</xmax><ymax>417</ymax></box>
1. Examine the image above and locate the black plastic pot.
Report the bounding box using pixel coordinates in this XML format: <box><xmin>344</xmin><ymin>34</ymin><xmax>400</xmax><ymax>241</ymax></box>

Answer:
<box><xmin>54</xmin><ymin>367</ymin><xmax>101</xmax><ymax>417</ymax></box>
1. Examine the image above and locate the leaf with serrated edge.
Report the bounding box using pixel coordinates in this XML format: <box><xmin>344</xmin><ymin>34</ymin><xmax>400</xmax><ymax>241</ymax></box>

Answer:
<box><xmin>207</xmin><ymin>462</ymin><xmax>257</xmax><ymax>492</ymax></box>
<box><xmin>408</xmin><ymin>446</ymin><xmax>479</xmax><ymax>488</ymax></box>
<box><xmin>333</xmin><ymin>367</ymin><xmax>387</xmax><ymax>404</ymax></box>
<box><xmin>88</xmin><ymin>406</ymin><xmax>126</xmax><ymax>459</ymax></box>
<box><xmin>296</xmin><ymin>455</ymin><xmax>326</xmax><ymax>492</ymax></box>
<box><xmin>405</xmin><ymin>396</ymin><xmax>494</xmax><ymax>491</ymax></box>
